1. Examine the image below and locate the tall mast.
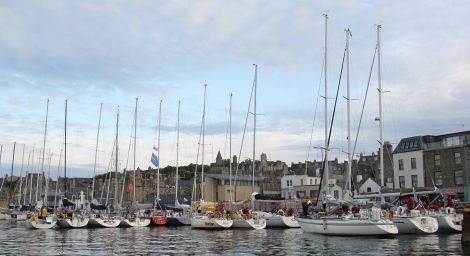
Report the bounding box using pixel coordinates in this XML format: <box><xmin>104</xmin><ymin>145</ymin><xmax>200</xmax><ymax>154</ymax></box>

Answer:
<box><xmin>175</xmin><ymin>101</ymin><xmax>180</xmax><ymax>204</ymax></box>
<box><xmin>156</xmin><ymin>100</ymin><xmax>162</xmax><ymax>201</ymax></box>
<box><xmin>40</xmin><ymin>99</ymin><xmax>49</xmax><ymax>201</ymax></box>
<box><xmin>346</xmin><ymin>28</ymin><xmax>352</xmax><ymax>192</ymax></box>
<box><xmin>133</xmin><ymin>98</ymin><xmax>138</xmax><ymax>203</ymax></box>
<box><xmin>229</xmin><ymin>93</ymin><xmax>233</xmax><ymax>204</ymax></box>
<box><xmin>201</xmin><ymin>84</ymin><xmax>207</xmax><ymax>201</ymax></box>
<box><xmin>8</xmin><ymin>142</ymin><xmax>16</xmax><ymax>205</ymax></box>
<box><xmin>64</xmin><ymin>99</ymin><xmax>68</xmax><ymax>197</ymax></box>
<box><xmin>0</xmin><ymin>145</ymin><xmax>2</xmax><ymax>193</ymax></box>
<box><xmin>252</xmin><ymin>64</ymin><xmax>257</xmax><ymax>194</ymax></box>
<box><xmin>91</xmin><ymin>103</ymin><xmax>103</xmax><ymax>201</ymax></box>
<box><xmin>323</xmin><ymin>13</ymin><xmax>329</xmax><ymax>195</ymax></box>
<box><xmin>114</xmin><ymin>106</ymin><xmax>120</xmax><ymax>206</ymax></box>
<box><xmin>377</xmin><ymin>24</ymin><xmax>384</xmax><ymax>187</ymax></box>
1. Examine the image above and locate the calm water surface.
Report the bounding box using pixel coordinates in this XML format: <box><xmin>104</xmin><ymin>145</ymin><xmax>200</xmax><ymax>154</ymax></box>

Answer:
<box><xmin>0</xmin><ymin>221</ymin><xmax>464</xmax><ymax>255</ymax></box>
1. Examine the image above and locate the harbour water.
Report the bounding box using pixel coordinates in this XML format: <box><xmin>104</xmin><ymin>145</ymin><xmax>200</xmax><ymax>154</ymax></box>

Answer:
<box><xmin>0</xmin><ymin>221</ymin><xmax>464</xmax><ymax>255</ymax></box>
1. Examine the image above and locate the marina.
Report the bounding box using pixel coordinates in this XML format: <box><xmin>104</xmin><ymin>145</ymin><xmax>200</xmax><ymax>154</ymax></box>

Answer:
<box><xmin>0</xmin><ymin>220</ymin><xmax>464</xmax><ymax>255</ymax></box>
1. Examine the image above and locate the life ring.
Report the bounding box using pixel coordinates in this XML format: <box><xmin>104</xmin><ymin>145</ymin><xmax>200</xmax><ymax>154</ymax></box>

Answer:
<box><xmin>397</xmin><ymin>206</ymin><xmax>406</xmax><ymax>216</ymax></box>
<box><xmin>277</xmin><ymin>209</ymin><xmax>284</xmax><ymax>216</ymax></box>
<box><xmin>389</xmin><ymin>210</ymin><xmax>394</xmax><ymax>219</ymax></box>
<box><xmin>446</xmin><ymin>207</ymin><xmax>454</xmax><ymax>214</ymax></box>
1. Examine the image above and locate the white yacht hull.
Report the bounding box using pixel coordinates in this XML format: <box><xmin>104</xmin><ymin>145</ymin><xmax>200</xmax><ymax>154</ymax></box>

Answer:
<box><xmin>11</xmin><ymin>212</ymin><xmax>28</xmax><ymax>221</ymax></box>
<box><xmin>232</xmin><ymin>218</ymin><xmax>266</xmax><ymax>229</ymax></box>
<box><xmin>393</xmin><ymin>216</ymin><xmax>438</xmax><ymax>234</ymax></box>
<box><xmin>57</xmin><ymin>217</ymin><xmax>90</xmax><ymax>228</ymax></box>
<box><xmin>119</xmin><ymin>218</ymin><xmax>150</xmax><ymax>227</ymax></box>
<box><xmin>88</xmin><ymin>217</ymin><xmax>121</xmax><ymax>228</ymax></box>
<box><xmin>254</xmin><ymin>212</ymin><xmax>299</xmax><ymax>228</ymax></box>
<box><xmin>434</xmin><ymin>214</ymin><xmax>462</xmax><ymax>233</ymax></box>
<box><xmin>175</xmin><ymin>216</ymin><xmax>191</xmax><ymax>225</ymax></box>
<box><xmin>190</xmin><ymin>216</ymin><xmax>233</xmax><ymax>229</ymax></box>
<box><xmin>297</xmin><ymin>217</ymin><xmax>398</xmax><ymax>236</ymax></box>
<box><xmin>25</xmin><ymin>219</ymin><xmax>57</xmax><ymax>229</ymax></box>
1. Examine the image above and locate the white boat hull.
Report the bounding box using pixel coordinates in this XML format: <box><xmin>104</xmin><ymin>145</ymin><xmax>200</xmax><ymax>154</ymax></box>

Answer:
<box><xmin>297</xmin><ymin>217</ymin><xmax>398</xmax><ymax>236</ymax></box>
<box><xmin>434</xmin><ymin>214</ymin><xmax>462</xmax><ymax>233</ymax></box>
<box><xmin>25</xmin><ymin>219</ymin><xmax>57</xmax><ymax>229</ymax></box>
<box><xmin>88</xmin><ymin>217</ymin><xmax>121</xmax><ymax>228</ymax></box>
<box><xmin>119</xmin><ymin>218</ymin><xmax>150</xmax><ymax>227</ymax></box>
<box><xmin>190</xmin><ymin>216</ymin><xmax>233</xmax><ymax>229</ymax></box>
<box><xmin>57</xmin><ymin>217</ymin><xmax>90</xmax><ymax>228</ymax></box>
<box><xmin>232</xmin><ymin>218</ymin><xmax>266</xmax><ymax>229</ymax></box>
<box><xmin>174</xmin><ymin>216</ymin><xmax>191</xmax><ymax>225</ymax></box>
<box><xmin>254</xmin><ymin>212</ymin><xmax>299</xmax><ymax>228</ymax></box>
<box><xmin>393</xmin><ymin>216</ymin><xmax>438</xmax><ymax>234</ymax></box>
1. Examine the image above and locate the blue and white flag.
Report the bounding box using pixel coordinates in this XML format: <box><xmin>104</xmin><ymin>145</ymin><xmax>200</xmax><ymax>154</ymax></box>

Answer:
<box><xmin>380</xmin><ymin>195</ymin><xmax>385</xmax><ymax>205</ymax></box>
<box><xmin>151</xmin><ymin>146</ymin><xmax>159</xmax><ymax>167</ymax></box>
<box><xmin>413</xmin><ymin>187</ymin><xmax>419</xmax><ymax>204</ymax></box>
<box><xmin>433</xmin><ymin>186</ymin><xmax>444</xmax><ymax>197</ymax></box>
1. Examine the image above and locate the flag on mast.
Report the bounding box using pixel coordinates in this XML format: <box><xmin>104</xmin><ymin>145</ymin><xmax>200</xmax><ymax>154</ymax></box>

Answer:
<box><xmin>151</xmin><ymin>146</ymin><xmax>159</xmax><ymax>167</ymax></box>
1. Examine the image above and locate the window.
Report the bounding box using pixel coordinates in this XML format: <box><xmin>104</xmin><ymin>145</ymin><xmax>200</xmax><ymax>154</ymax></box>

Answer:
<box><xmin>310</xmin><ymin>179</ymin><xmax>313</xmax><ymax>185</ymax></box>
<box><xmin>435</xmin><ymin>155</ymin><xmax>440</xmax><ymax>166</ymax></box>
<box><xmin>315</xmin><ymin>179</ymin><xmax>318</xmax><ymax>185</ymax></box>
<box><xmin>455</xmin><ymin>152</ymin><xmax>461</xmax><ymax>164</ymax></box>
<box><xmin>435</xmin><ymin>171</ymin><xmax>443</xmax><ymax>186</ymax></box>
<box><xmin>455</xmin><ymin>170</ymin><xmax>464</xmax><ymax>185</ymax></box>
<box><xmin>411</xmin><ymin>175</ymin><xmax>418</xmax><ymax>188</ymax></box>
<box><xmin>300</xmin><ymin>179</ymin><xmax>304</xmax><ymax>186</ymax></box>
<box><xmin>411</xmin><ymin>158</ymin><xmax>417</xmax><ymax>169</ymax></box>
<box><xmin>399</xmin><ymin>176</ymin><xmax>405</xmax><ymax>188</ymax></box>
<box><xmin>367</xmin><ymin>187</ymin><xmax>372</xmax><ymax>192</ymax></box>
<box><xmin>334</xmin><ymin>190</ymin><xmax>339</xmax><ymax>199</ymax></box>
<box><xmin>399</xmin><ymin>159</ymin><xmax>404</xmax><ymax>170</ymax></box>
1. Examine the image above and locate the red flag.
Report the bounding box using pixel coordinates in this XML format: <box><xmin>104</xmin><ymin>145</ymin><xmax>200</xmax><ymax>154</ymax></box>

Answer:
<box><xmin>127</xmin><ymin>182</ymin><xmax>134</xmax><ymax>191</ymax></box>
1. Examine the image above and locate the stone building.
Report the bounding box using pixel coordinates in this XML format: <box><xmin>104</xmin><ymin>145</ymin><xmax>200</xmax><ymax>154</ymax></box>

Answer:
<box><xmin>393</xmin><ymin>131</ymin><xmax>470</xmax><ymax>201</ymax></box>
<box><xmin>356</xmin><ymin>141</ymin><xmax>394</xmax><ymax>188</ymax></box>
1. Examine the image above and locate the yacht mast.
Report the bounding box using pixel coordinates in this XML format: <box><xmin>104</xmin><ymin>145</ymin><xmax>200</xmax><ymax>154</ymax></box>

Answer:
<box><xmin>40</xmin><ymin>99</ymin><xmax>49</xmax><ymax>202</ymax></box>
<box><xmin>323</xmin><ymin>13</ymin><xmax>329</xmax><ymax>195</ymax></box>
<box><xmin>377</xmin><ymin>24</ymin><xmax>384</xmax><ymax>187</ymax></box>
<box><xmin>156</xmin><ymin>100</ymin><xmax>162</xmax><ymax>201</ymax></box>
<box><xmin>133</xmin><ymin>98</ymin><xmax>138</xmax><ymax>203</ymax></box>
<box><xmin>91</xmin><ymin>103</ymin><xmax>103</xmax><ymax>201</ymax></box>
<box><xmin>18</xmin><ymin>144</ymin><xmax>25</xmax><ymax>206</ymax></box>
<box><xmin>201</xmin><ymin>84</ymin><xmax>207</xmax><ymax>201</ymax></box>
<box><xmin>229</xmin><ymin>93</ymin><xmax>233</xmax><ymax>203</ymax></box>
<box><xmin>114</xmin><ymin>107</ymin><xmax>120</xmax><ymax>206</ymax></box>
<box><xmin>175</xmin><ymin>101</ymin><xmax>180</xmax><ymax>205</ymax></box>
<box><xmin>252</xmin><ymin>64</ymin><xmax>257</xmax><ymax>194</ymax></box>
<box><xmin>53</xmin><ymin>149</ymin><xmax>62</xmax><ymax>209</ymax></box>
<box><xmin>64</xmin><ymin>99</ymin><xmax>68</xmax><ymax>197</ymax></box>
<box><xmin>346</xmin><ymin>28</ymin><xmax>352</xmax><ymax>192</ymax></box>
<box><xmin>8</xmin><ymin>142</ymin><xmax>16</xmax><ymax>206</ymax></box>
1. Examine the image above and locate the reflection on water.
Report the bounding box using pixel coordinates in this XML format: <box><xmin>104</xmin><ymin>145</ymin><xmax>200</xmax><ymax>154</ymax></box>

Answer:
<box><xmin>0</xmin><ymin>221</ymin><xmax>464</xmax><ymax>255</ymax></box>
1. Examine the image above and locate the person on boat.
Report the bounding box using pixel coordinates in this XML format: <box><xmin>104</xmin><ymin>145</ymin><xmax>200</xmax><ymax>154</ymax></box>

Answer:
<box><xmin>41</xmin><ymin>207</ymin><xmax>48</xmax><ymax>219</ymax></box>
<box><xmin>446</xmin><ymin>195</ymin><xmax>455</xmax><ymax>208</ymax></box>
<box><xmin>351</xmin><ymin>204</ymin><xmax>359</xmax><ymax>214</ymax></box>
<box><xmin>406</xmin><ymin>196</ymin><xmax>415</xmax><ymax>212</ymax></box>
<box><xmin>302</xmin><ymin>201</ymin><xmax>309</xmax><ymax>216</ymax></box>
<box><xmin>429</xmin><ymin>201</ymin><xmax>440</xmax><ymax>212</ymax></box>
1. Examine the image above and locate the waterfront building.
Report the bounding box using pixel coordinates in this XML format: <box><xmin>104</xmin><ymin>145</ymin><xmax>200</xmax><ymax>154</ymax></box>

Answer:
<box><xmin>393</xmin><ymin>130</ymin><xmax>470</xmax><ymax>201</ymax></box>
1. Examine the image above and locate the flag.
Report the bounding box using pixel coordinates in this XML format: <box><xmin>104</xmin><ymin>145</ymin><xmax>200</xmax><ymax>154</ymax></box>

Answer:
<box><xmin>413</xmin><ymin>187</ymin><xmax>419</xmax><ymax>204</ymax></box>
<box><xmin>433</xmin><ymin>186</ymin><xmax>444</xmax><ymax>197</ymax></box>
<box><xmin>151</xmin><ymin>153</ymin><xmax>159</xmax><ymax>167</ymax></box>
<box><xmin>127</xmin><ymin>182</ymin><xmax>134</xmax><ymax>191</ymax></box>
<box><xmin>183</xmin><ymin>197</ymin><xmax>188</xmax><ymax>202</ymax></box>
<box><xmin>380</xmin><ymin>195</ymin><xmax>385</xmax><ymax>206</ymax></box>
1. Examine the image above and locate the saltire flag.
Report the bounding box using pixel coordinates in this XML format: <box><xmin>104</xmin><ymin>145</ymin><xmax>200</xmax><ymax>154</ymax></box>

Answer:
<box><xmin>433</xmin><ymin>186</ymin><xmax>444</xmax><ymax>197</ymax></box>
<box><xmin>151</xmin><ymin>146</ymin><xmax>159</xmax><ymax>167</ymax></box>
<box><xmin>380</xmin><ymin>195</ymin><xmax>385</xmax><ymax>206</ymax></box>
<box><xmin>413</xmin><ymin>187</ymin><xmax>419</xmax><ymax>204</ymax></box>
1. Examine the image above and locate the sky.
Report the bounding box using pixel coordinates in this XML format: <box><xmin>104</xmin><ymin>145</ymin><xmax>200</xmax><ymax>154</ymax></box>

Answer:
<box><xmin>0</xmin><ymin>0</ymin><xmax>469</xmax><ymax>178</ymax></box>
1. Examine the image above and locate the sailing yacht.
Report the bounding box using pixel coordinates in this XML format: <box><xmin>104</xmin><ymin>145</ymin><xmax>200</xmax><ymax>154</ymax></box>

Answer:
<box><xmin>119</xmin><ymin>99</ymin><xmax>151</xmax><ymax>228</ymax></box>
<box><xmin>87</xmin><ymin>104</ymin><xmax>121</xmax><ymax>228</ymax></box>
<box><xmin>57</xmin><ymin>100</ymin><xmax>89</xmax><ymax>229</ymax></box>
<box><xmin>297</xmin><ymin>19</ymin><xmax>398</xmax><ymax>236</ymax></box>
<box><xmin>190</xmin><ymin>85</ymin><xmax>233</xmax><ymax>229</ymax></box>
